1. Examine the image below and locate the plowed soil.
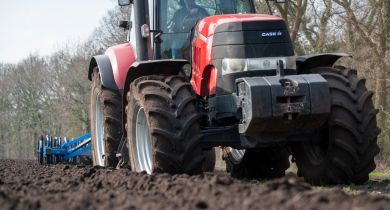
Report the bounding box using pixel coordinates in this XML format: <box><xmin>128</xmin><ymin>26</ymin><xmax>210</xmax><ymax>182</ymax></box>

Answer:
<box><xmin>0</xmin><ymin>160</ymin><xmax>389</xmax><ymax>210</ymax></box>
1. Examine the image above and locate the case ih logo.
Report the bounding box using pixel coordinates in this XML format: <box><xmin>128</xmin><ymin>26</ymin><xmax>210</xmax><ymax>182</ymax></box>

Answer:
<box><xmin>261</xmin><ymin>31</ymin><xmax>283</xmax><ymax>37</ymax></box>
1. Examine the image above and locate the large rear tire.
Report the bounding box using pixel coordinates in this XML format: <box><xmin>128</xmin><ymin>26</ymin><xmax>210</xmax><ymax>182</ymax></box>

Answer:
<box><xmin>292</xmin><ymin>67</ymin><xmax>380</xmax><ymax>185</ymax></box>
<box><xmin>90</xmin><ymin>69</ymin><xmax>122</xmax><ymax>167</ymax></box>
<box><xmin>223</xmin><ymin>147</ymin><xmax>290</xmax><ymax>179</ymax></box>
<box><xmin>126</xmin><ymin>75</ymin><xmax>205</xmax><ymax>174</ymax></box>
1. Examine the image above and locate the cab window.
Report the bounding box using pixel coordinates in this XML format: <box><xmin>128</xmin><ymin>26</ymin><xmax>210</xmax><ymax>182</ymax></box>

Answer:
<box><xmin>158</xmin><ymin>0</ymin><xmax>253</xmax><ymax>59</ymax></box>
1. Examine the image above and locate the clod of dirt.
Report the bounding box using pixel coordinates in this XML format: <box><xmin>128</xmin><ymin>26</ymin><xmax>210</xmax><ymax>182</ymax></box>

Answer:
<box><xmin>0</xmin><ymin>160</ymin><xmax>389</xmax><ymax>210</ymax></box>
<box><xmin>266</xmin><ymin>176</ymin><xmax>311</xmax><ymax>191</ymax></box>
<box><xmin>62</xmin><ymin>165</ymin><xmax>69</xmax><ymax>171</ymax></box>
<box><xmin>82</xmin><ymin>167</ymin><xmax>96</xmax><ymax>178</ymax></box>
<box><xmin>195</xmin><ymin>201</ymin><xmax>208</xmax><ymax>209</ymax></box>
<box><xmin>211</xmin><ymin>174</ymin><xmax>234</xmax><ymax>186</ymax></box>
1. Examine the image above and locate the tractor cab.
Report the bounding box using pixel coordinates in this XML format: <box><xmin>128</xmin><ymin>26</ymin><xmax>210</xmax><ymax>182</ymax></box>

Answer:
<box><xmin>119</xmin><ymin>0</ymin><xmax>255</xmax><ymax>61</ymax></box>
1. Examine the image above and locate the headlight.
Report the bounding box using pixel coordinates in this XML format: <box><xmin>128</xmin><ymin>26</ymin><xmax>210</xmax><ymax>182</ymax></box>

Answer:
<box><xmin>222</xmin><ymin>59</ymin><xmax>247</xmax><ymax>73</ymax></box>
<box><xmin>221</xmin><ymin>57</ymin><xmax>296</xmax><ymax>75</ymax></box>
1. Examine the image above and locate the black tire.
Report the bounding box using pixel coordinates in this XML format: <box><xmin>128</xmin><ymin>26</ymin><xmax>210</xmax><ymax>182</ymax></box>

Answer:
<box><xmin>292</xmin><ymin>67</ymin><xmax>380</xmax><ymax>185</ymax></box>
<box><xmin>90</xmin><ymin>68</ymin><xmax>122</xmax><ymax>167</ymax></box>
<box><xmin>202</xmin><ymin>148</ymin><xmax>216</xmax><ymax>172</ymax></box>
<box><xmin>223</xmin><ymin>147</ymin><xmax>290</xmax><ymax>179</ymax></box>
<box><xmin>126</xmin><ymin>75</ymin><xmax>205</xmax><ymax>174</ymax></box>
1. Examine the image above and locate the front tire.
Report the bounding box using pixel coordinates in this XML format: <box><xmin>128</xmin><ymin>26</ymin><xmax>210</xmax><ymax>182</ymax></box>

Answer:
<box><xmin>126</xmin><ymin>75</ymin><xmax>205</xmax><ymax>174</ymax></box>
<box><xmin>90</xmin><ymin>69</ymin><xmax>122</xmax><ymax>167</ymax></box>
<box><xmin>292</xmin><ymin>67</ymin><xmax>380</xmax><ymax>185</ymax></box>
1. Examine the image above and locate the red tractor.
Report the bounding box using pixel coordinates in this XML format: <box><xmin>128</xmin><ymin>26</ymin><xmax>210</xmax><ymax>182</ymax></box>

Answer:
<box><xmin>88</xmin><ymin>0</ymin><xmax>380</xmax><ymax>185</ymax></box>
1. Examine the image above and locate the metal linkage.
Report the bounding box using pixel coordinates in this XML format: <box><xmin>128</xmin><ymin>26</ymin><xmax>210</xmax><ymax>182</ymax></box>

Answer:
<box><xmin>116</xmin><ymin>136</ymin><xmax>129</xmax><ymax>169</ymax></box>
<box><xmin>36</xmin><ymin>133</ymin><xmax>92</xmax><ymax>165</ymax></box>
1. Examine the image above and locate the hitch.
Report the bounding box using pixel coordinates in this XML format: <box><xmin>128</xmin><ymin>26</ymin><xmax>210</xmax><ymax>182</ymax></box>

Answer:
<box><xmin>116</xmin><ymin>136</ymin><xmax>129</xmax><ymax>169</ymax></box>
<box><xmin>279</xmin><ymin>78</ymin><xmax>301</xmax><ymax>120</ymax></box>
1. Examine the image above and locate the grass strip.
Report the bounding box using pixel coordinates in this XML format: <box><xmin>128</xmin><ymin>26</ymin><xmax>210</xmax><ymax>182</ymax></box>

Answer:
<box><xmin>369</xmin><ymin>172</ymin><xmax>390</xmax><ymax>178</ymax></box>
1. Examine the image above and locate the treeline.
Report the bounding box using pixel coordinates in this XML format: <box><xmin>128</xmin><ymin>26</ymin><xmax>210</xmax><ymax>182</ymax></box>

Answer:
<box><xmin>0</xmin><ymin>1</ymin><xmax>389</xmax><ymax>162</ymax></box>
<box><xmin>0</xmin><ymin>7</ymin><xmax>128</xmax><ymax>159</ymax></box>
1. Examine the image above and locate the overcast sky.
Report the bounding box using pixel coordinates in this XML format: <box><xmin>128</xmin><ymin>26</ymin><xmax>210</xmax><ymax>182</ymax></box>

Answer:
<box><xmin>0</xmin><ymin>0</ymin><xmax>116</xmax><ymax>64</ymax></box>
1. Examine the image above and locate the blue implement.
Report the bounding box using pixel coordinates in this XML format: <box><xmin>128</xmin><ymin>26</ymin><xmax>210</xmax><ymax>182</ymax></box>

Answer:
<box><xmin>36</xmin><ymin>133</ymin><xmax>92</xmax><ymax>165</ymax></box>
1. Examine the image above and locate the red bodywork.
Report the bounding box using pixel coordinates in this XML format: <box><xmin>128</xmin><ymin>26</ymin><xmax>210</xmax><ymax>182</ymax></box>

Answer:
<box><xmin>105</xmin><ymin>14</ymin><xmax>282</xmax><ymax>94</ymax></box>
<box><xmin>105</xmin><ymin>43</ymin><xmax>136</xmax><ymax>90</ymax></box>
<box><xmin>190</xmin><ymin>14</ymin><xmax>283</xmax><ymax>97</ymax></box>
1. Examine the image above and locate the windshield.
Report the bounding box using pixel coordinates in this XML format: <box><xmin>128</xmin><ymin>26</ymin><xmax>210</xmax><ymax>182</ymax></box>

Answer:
<box><xmin>159</xmin><ymin>0</ymin><xmax>253</xmax><ymax>59</ymax></box>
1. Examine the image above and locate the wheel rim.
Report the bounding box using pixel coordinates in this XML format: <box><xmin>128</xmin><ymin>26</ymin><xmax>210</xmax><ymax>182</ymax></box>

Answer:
<box><xmin>95</xmin><ymin>93</ymin><xmax>105</xmax><ymax>166</ymax></box>
<box><xmin>135</xmin><ymin>107</ymin><xmax>153</xmax><ymax>174</ymax></box>
<box><xmin>229</xmin><ymin>148</ymin><xmax>245</xmax><ymax>163</ymax></box>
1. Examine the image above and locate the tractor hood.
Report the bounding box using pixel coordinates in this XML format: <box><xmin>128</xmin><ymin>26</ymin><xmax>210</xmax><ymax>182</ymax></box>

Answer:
<box><xmin>193</xmin><ymin>14</ymin><xmax>294</xmax><ymax>96</ymax></box>
<box><xmin>190</xmin><ymin>14</ymin><xmax>294</xmax><ymax>97</ymax></box>
<box><xmin>196</xmin><ymin>14</ymin><xmax>284</xmax><ymax>38</ymax></box>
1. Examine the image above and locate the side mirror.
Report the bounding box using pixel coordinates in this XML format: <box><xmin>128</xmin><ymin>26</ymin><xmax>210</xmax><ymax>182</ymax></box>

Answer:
<box><xmin>118</xmin><ymin>0</ymin><xmax>131</xmax><ymax>6</ymax></box>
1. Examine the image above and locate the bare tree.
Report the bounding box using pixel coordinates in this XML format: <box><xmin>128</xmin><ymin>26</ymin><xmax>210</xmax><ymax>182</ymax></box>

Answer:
<box><xmin>298</xmin><ymin>0</ymin><xmax>336</xmax><ymax>54</ymax></box>
<box><xmin>333</xmin><ymin>0</ymin><xmax>390</xmax><ymax>130</ymax></box>
<box><xmin>274</xmin><ymin>0</ymin><xmax>308</xmax><ymax>45</ymax></box>
<box><xmin>90</xmin><ymin>7</ymin><xmax>129</xmax><ymax>49</ymax></box>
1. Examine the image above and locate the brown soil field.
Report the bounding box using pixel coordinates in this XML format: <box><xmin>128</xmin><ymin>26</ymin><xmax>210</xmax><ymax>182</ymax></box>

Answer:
<box><xmin>0</xmin><ymin>159</ymin><xmax>389</xmax><ymax>210</ymax></box>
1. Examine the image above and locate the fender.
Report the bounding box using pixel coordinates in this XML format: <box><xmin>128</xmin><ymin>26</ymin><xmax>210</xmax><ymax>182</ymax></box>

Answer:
<box><xmin>296</xmin><ymin>53</ymin><xmax>351</xmax><ymax>73</ymax></box>
<box><xmin>88</xmin><ymin>43</ymin><xmax>136</xmax><ymax>90</ymax></box>
<box><xmin>88</xmin><ymin>55</ymin><xmax>118</xmax><ymax>90</ymax></box>
<box><xmin>121</xmin><ymin>59</ymin><xmax>188</xmax><ymax>134</ymax></box>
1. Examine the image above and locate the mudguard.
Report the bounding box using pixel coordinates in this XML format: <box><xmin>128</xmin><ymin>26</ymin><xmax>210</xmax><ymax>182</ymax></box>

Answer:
<box><xmin>296</xmin><ymin>53</ymin><xmax>350</xmax><ymax>73</ymax></box>
<box><xmin>88</xmin><ymin>43</ymin><xmax>136</xmax><ymax>91</ymax></box>
<box><xmin>88</xmin><ymin>55</ymin><xmax>118</xmax><ymax>90</ymax></box>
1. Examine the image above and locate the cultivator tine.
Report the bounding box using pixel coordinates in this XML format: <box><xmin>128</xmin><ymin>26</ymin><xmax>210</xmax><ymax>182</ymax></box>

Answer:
<box><xmin>37</xmin><ymin>136</ymin><xmax>44</xmax><ymax>165</ymax></box>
